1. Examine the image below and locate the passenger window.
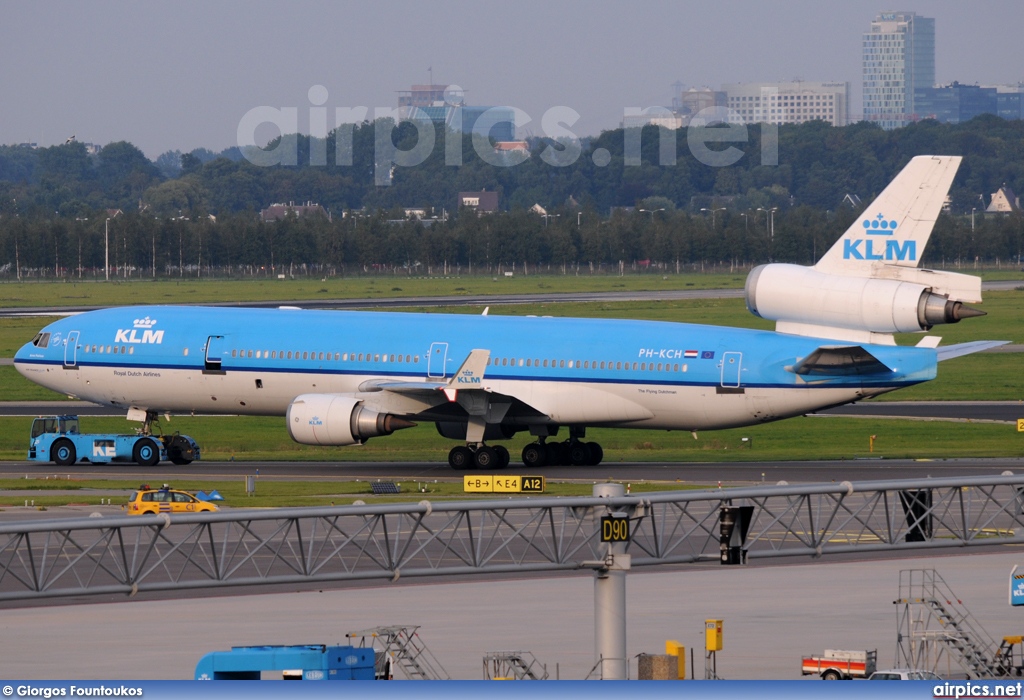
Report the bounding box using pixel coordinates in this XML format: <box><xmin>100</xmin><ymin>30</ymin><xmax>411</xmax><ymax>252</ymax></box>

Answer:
<box><xmin>318</xmin><ymin>352</ymin><xmax>324</xmax><ymax>361</ymax></box>
<box><xmin>183</xmin><ymin>348</ymin><xmax>188</xmax><ymax>356</ymax></box>
<box><xmin>525</xmin><ymin>359</ymin><xmax>531</xmax><ymax>367</ymax></box>
<box><xmin>414</xmin><ymin>355</ymin><xmax>419</xmax><ymax>363</ymax></box>
<box><xmin>390</xmin><ymin>354</ymin><xmax>395</xmax><ymax>362</ymax></box>
<box><xmin>129</xmin><ymin>347</ymin><xmax>134</xmax><ymax>355</ymax></box>
<box><xmin>374</xmin><ymin>354</ymin><xmax>380</xmax><ymax>362</ymax></box>
<box><xmin>632</xmin><ymin>362</ymin><xmax>638</xmax><ymax>370</ymax></box>
<box><xmin>405</xmin><ymin>355</ymin><xmax>411</xmax><ymax>363</ymax></box>
<box><xmin>543</xmin><ymin>360</ymin><xmax>548</xmax><ymax>368</ymax></box>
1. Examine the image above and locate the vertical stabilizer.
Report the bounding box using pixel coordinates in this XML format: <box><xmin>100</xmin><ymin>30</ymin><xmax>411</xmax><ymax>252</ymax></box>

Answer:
<box><xmin>815</xmin><ymin>155</ymin><xmax>961</xmax><ymax>273</ymax></box>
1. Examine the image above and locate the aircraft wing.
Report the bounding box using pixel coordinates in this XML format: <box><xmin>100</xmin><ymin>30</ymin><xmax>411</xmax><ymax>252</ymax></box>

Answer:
<box><xmin>359</xmin><ymin>349</ymin><xmax>493</xmax><ymax>399</ymax></box>
<box><xmin>358</xmin><ymin>348</ymin><xmax>652</xmax><ymax>424</ymax></box>
<box><xmin>791</xmin><ymin>345</ymin><xmax>894</xmax><ymax>376</ymax></box>
<box><xmin>936</xmin><ymin>340</ymin><xmax>1009</xmax><ymax>362</ymax></box>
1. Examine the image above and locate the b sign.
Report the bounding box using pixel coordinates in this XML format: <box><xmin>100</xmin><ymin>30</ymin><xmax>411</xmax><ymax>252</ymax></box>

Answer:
<box><xmin>1009</xmin><ymin>565</ymin><xmax>1024</xmax><ymax>606</ymax></box>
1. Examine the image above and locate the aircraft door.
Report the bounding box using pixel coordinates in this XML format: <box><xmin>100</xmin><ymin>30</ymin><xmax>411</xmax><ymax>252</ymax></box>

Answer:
<box><xmin>721</xmin><ymin>351</ymin><xmax>742</xmax><ymax>388</ymax></box>
<box><xmin>63</xmin><ymin>331</ymin><xmax>80</xmax><ymax>368</ymax></box>
<box><xmin>204</xmin><ymin>335</ymin><xmax>227</xmax><ymax>373</ymax></box>
<box><xmin>427</xmin><ymin>342</ymin><xmax>448</xmax><ymax>378</ymax></box>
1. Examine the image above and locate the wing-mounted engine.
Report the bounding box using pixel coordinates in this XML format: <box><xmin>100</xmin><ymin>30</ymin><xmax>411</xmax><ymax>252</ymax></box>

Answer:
<box><xmin>287</xmin><ymin>394</ymin><xmax>415</xmax><ymax>446</ymax></box>
<box><xmin>745</xmin><ymin>264</ymin><xmax>986</xmax><ymax>344</ymax></box>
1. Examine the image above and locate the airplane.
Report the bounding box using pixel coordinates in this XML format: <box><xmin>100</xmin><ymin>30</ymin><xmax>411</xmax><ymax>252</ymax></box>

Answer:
<box><xmin>14</xmin><ymin>155</ymin><xmax>1005</xmax><ymax>470</ymax></box>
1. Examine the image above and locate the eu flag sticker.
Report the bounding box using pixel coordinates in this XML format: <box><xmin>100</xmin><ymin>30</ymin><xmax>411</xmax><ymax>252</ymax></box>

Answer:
<box><xmin>701</xmin><ymin>351</ymin><xmax>715</xmax><ymax>359</ymax></box>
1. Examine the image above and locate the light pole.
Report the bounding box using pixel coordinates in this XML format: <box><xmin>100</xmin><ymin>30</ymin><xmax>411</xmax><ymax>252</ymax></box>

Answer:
<box><xmin>971</xmin><ymin>207</ymin><xmax>976</xmax><ymax>232</ymax></box>
<box><xmin>701</xmin><ymin>207</ymin><xmax>726</xmax><ymax>229</ymax></box>
<box><xmin>757</xmin><ymin>207</ymin><xmax>777</xmax><ymax>241</ymax></box>
<box><xmin>542</xmin><ymin>213</ymin><xmax>560</xmax><ymax>227</ymax></box>
<box><xmin>638</xmin><ymin>208</ymin><xmax>665</xmax><ymax>221</ymax></box>
<box><xmin>740</xmin><ymin>212</ymin><xmax>749</xmax><ymax>233</ymax></box>
<box><xmin>577</xmin><ymin>212</ymin><xmax>582</xmax><ymax>227</ymax></box>
<box><xmin>104</xmin><ymin>217</ymin><xmax>111</xmax><ymax>282</ymax></box>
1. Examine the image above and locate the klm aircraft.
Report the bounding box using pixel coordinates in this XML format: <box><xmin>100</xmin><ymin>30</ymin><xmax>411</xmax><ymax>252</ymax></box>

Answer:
<box><xmin>14</xmin><ymin>156</ymin><xmax>1003</xmax><ymax>469</ymax></box>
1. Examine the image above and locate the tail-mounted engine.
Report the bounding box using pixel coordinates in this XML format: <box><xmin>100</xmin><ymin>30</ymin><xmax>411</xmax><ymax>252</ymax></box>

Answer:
<box><xmin>287</xmin><ymin>394</ymin><xmax>415</xmax><ymax>446</ymax></box>
<box><xmin>745</xmin><ymin>264</ymin><xmax>985</xmax><ymax>342</ymax></box>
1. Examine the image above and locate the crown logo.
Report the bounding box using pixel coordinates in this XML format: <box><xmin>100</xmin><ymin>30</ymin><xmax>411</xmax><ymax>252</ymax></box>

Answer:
<box><xmin>133</xmin><ymin>316</ymin><xmax>158</xmax><ymax>329</ymax></box>
<box><xmin>861</xmin><ymin>212</ymin><xmax>898</xmax><ymax>232</ymax></box>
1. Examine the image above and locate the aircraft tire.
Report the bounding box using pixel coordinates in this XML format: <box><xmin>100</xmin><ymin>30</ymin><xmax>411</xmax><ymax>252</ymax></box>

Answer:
<box><xmin>448</xmin><ymin>446</ymin><xmax>473</xmax><ymax>469</ymax></box>
<box><xmin>132</xmin><ymin>438</ymin><xmax>160</xmax><ymax>467</ymax></box>
<box><xmin>494</xmin><ymin>445</ymin><xmax>510</xmax><ymax>469</ymax></box>
<box><xmin>568</xmin><ymin>442</ymin><xmax>592</xmax><ymax>466</ymax></box>
<box><xmin>52</xmin><ymin>439</ymin><xmax>77</xmax><ymax>467</ymax></box>
<box><xmin>547</xmin><ymin>442</ymin><xmax>568</xmax><ymax>466</ymax></box>
<box><xmin>521</xmin><ymin>443</ymin><xmax>546</xmax><ymax>468</ymax></box>
<box><xmin>474</xmin><ymin>446</ymin><xmax>497</xmax><ymax>469</ymax></box>
<box><xmin>586</xmin><ymin>442</ymin><xmax>604</xmax><ymax>466</ymax></box>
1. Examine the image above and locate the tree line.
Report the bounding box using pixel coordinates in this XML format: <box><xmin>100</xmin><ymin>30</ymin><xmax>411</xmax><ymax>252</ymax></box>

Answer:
<box><xmin>0</xmin><ymin>115</ymin><xmax>1022</xmax><ymax>278</ymax></box>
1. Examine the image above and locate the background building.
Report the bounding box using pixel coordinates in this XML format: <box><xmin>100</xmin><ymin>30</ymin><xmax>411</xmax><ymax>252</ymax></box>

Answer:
<box><xmin>862</xmin><ymin>11</ymin><xmax>935</xmax><ymax>129</ymax></box>
<box><xmin>722</xmin><ymin>81</ymin><xmax>850</xmax><ymax>126</ymax></box>
<box><xmin>397</xmin><ymin>83</ymin><xmax>515</xmax><ymax>142</ymax></box>
<box><xmin>913</xmin><ymin>82</ymin><xmax>1024</xmax><ymax>123</ymax></box>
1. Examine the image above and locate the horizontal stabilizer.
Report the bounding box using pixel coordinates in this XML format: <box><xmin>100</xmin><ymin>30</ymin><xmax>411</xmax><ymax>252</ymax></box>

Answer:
<box><xmin>936</xmin><ymin>340</ymin><xmax>1010</xmax><ymax>362</ymax></box>
<box><xmin>791</xmin><ymin>345</ymin><xmax>893</xmax><ymax>376</ymax></box>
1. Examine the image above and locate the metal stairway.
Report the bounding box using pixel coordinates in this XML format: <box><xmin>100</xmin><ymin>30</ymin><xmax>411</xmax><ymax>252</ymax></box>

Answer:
<box><xmin>895</xmin><ymin>569</ymin><xmax>1009</xmax><ymax>678</ymax></box>
<box><xmin>347</xmin><ymin>625</ymin><xmax>450</xmax><ymax>680</ymax></box>
<box><xmin>483</xmin><ymin>651</ymin><xmax>549</xmax><ymax>680</ymax></box>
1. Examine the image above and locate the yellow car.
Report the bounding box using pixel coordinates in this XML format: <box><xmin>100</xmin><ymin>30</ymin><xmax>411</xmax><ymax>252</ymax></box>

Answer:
<box><xmin>126</xmin><ymin>486</ymin><xmax>219</xmax><ymax>515</ymax></box>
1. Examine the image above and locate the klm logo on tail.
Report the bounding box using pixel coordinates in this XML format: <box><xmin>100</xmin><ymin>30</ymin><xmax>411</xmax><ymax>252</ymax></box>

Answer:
<box><xmin>842</xmin><ymin>213</ymin><xmax>917</xmax><ymax>262</ymax></box>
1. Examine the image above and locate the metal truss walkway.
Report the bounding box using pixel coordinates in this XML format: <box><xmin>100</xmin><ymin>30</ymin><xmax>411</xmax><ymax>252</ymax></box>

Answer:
<box><xmin>1</xmin><ymin>474</ymin><xmax>1023</xmax><ymax>602</ymax></box>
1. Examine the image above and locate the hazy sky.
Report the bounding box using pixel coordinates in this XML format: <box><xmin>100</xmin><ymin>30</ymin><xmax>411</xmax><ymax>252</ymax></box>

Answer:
<box><xmin>2</xmin><ymin>0</ymin><xmax>1022</xmax><ymax>158</ymax></box>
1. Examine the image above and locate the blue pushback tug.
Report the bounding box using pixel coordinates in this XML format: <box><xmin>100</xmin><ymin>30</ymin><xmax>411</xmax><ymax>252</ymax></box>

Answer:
<box><xmin>194</xmin><ymin>645</ymin><xmax>382</xmax><ymax>681</ymax></box>
<box><xmin>27</xmin><ymin>415</ymin><xmax>200</xmax><ymax>467</ymax></box>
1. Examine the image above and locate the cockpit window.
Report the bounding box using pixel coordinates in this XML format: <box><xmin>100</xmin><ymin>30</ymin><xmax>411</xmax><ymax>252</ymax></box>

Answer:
<box><xmin>32</xmin><ymin>332</ymin><xmax>51</xmax><ymax>348</ymax></box>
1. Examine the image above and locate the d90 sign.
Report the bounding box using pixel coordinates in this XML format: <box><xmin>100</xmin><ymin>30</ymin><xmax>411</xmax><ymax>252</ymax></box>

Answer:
<box><xmin>600</xmin><ymin>515</ymin><xmax>630</xmax><ymax>543</ymax></box>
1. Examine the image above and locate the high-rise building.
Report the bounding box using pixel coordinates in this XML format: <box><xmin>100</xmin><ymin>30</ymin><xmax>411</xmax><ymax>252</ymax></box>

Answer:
<box><xmin>722</xmin><ymin>81</ymin><xmax>850</xmax><ymax>126</ymax></box>
<box><xmin>862</xmin><ymin>11</ymin><xmax>935</xmax><ymax>128</ymax></box>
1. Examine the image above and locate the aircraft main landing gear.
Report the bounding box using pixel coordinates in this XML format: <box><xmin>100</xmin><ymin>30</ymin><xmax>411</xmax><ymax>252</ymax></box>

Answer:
<box><xmin>448</xmin><ymin>444</ymin><xmax>511</xmax><ymax>470</ymax></box>
<box><xmin>521</xmin><ymin>439</ymin><xmax>603</xmax><ymax>467</ymax></box>
<box><xmin>521</xmin><ymin>427</ymin><xmax>603</xmax><ymax>467</ymax></box>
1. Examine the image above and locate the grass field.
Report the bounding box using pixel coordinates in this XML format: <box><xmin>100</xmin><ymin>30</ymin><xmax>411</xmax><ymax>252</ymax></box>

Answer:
<box><xmin>0</xmin><ymin>272</ymin><xmax>751</xmax><ymax>308</ymax></box>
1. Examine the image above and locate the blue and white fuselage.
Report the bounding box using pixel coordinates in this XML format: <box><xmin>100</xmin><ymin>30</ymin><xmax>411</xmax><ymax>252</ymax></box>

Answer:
<box><xmin>15</xmin><ymin>305</ymin><xmax>936</xmax><ymax>429</ymax></box>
